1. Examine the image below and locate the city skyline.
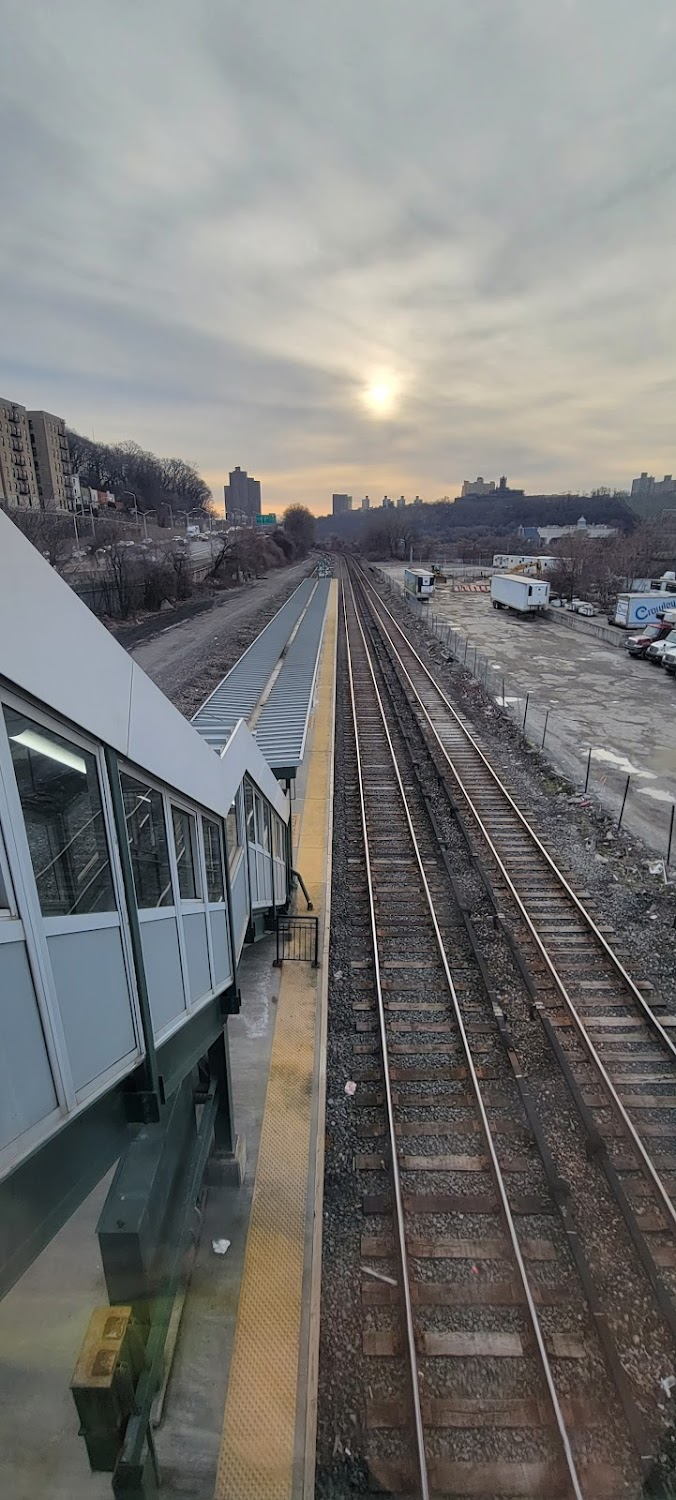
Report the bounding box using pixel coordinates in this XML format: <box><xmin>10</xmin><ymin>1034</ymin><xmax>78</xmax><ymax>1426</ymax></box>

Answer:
<box><xmin>2</xmin><ymin>3</ymin><xmax>676</xmax><ymax>518</ymax></box>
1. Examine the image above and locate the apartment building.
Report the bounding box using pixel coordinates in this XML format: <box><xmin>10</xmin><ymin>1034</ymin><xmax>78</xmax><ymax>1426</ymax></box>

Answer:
<box><xmin>28</xmin><ymin>410</ymin><xmax>73</xmax><ymax>510</ymax></box>
<box><xmin>0</xmin><ymin>399</ymin><xmax>72</xmax><ymax>511</ymax></box>
<box><xmin>224</xmin><ymin>466</ymin><xmax>262</xmax><ymax>524</ymax></box>
<box><xmin>0</xmin><ymin>398</ymin><xmax>40</xmax><ymax>508</ymax></box>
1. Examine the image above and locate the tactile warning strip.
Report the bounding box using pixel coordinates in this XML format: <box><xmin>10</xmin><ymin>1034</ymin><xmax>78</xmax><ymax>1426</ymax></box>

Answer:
<box><xmin>215</xmin><ymin>581</ymin><xmax>337</xmax><ymax>1500</ymax></box>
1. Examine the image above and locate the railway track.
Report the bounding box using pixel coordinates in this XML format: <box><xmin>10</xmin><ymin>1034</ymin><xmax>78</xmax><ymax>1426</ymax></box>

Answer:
<box><xmin>341</xmin><ymin>573</ymin><xmax>644</xmax><ymax>1498</ymax></box>
<box><xmin>352</xmin><ymin>563</ymin><xmax>676</xmax><ymax>1341</ymax></box>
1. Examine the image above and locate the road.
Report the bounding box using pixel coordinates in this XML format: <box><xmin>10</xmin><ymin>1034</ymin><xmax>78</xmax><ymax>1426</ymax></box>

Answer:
<box><xmin>382</xmin><ymin>564</ymin><xmax>676</xmax><ymax>859</ymax></box>
<box><xmin>128</xmin><ymin>559</ymin><xmax>314</xmax><ymax>717</ymax></box>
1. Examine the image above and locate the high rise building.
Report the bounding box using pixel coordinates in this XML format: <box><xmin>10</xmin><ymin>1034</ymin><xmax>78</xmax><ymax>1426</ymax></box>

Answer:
<box><xmin>28</xmin><ymin>411</ymin><xmax>73</xmax><ymax>511</ymax></box>
<box><xmin>332</xmin><ymin>493</ymin><xmax>352</xmax><ymax>515</ymax></box>
<box><xmin>224</xmin><ymin>466</ymin><xmax>262</xmax><ymax>524</ymax></box>
<box><xmin>413</xmin><ymin>495</ymin><xmax>423</xmax><ymax>506</ymax></box>
<box><xmin>0</xmin><ymin>397</ymin><xmax>40</xmax><ymax>509</ymax></box>
<box><xmin>397</xmin><ymin>494</ymin><xmax>406</xmax><ymax>509</ymax></box>
<box><xmin>382</xmin><ymin>495</ymin><xmax>393</xmax><ymax>508</ymax></box>
<box><xmin>361</xmin><ymin>495</ymin><xmax>370</xmax><ymax>510</ymax></box>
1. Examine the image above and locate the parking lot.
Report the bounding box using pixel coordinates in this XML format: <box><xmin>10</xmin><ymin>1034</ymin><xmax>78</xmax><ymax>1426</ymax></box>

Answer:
<box><xmin>381</xmin><ymin>564</ymin><xmax>676</xmax><ymax>860</ymax></box>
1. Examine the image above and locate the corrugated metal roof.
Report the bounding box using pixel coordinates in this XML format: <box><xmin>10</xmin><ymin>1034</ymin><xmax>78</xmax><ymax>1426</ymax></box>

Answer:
<box><xmin>191</xmin><ymin>577</ymin><xmax>315</xmax><ymax>751</ymax></box>
<box><xmin>254</xmin><ymin>579</ymin><xmax>330</xmax><ymax>773</ymax></box>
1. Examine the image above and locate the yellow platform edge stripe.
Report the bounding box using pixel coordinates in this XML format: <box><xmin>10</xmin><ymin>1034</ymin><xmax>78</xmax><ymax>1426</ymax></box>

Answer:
<box><xmin>215</xmin><ymin>580</ymin><xmax>338</xmax><ymax>1500</ymax></box>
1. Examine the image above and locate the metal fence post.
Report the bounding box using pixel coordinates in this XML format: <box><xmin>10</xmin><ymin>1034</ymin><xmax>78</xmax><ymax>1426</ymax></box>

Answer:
<box><xmin>669</xmin><ymin>803</ymin><xmax>676</xmax><ymax>867</ymax></box>
<box><xmin>584</xmin><ymin>747</ymin><xmax>592</xmax><ymax>793</ymax></box>
<box><xmin>522</xmin><ymin>694</ymin><xmax>530</xmax><ymax>731</ymax></box>
<box><xmin>618</xmin><ymin>774</ymin><xmax>630</xmax><ymax>829</ymax></box>
<box><xmin>541</xmin><ymin>710</ymin><xmax>549</xmax><ymax>750</ymax></box>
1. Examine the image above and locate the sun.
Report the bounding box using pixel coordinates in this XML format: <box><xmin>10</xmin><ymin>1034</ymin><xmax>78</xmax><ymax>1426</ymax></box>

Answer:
<box><xmin>362</xmin><ymin>380</ymin><xmax>397</xmax><ymax>418</ymax></box>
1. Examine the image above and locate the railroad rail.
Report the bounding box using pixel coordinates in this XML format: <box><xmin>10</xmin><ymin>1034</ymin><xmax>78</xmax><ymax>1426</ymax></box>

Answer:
<box><xmin>352</xmin><ymin>564</ymin><xmax>676</xmax><ymax>1329</ymax></box>
<box><xmin>342</xmin><ymin>572</ymin><xmax>642</xmax><ymax>1497</ymax></box>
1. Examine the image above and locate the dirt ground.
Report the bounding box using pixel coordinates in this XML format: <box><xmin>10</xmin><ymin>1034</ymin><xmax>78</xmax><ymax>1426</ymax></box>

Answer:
<box><xmin>127</xmin><ymin>558</ymin><xmax>315</xmax><ymax>717</ymax></box>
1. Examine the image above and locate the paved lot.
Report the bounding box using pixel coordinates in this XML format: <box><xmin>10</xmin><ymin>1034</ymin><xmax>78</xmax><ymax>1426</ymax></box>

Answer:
<box><xmin>382</xmin><ymin>564</ymin><xmax>676</xmax><ymax>859</ymax></box>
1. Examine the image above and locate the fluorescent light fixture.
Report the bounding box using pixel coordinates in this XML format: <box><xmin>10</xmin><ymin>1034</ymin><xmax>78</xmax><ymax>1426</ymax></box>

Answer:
<box><xmin>11</xmin><ymin>729</ymin><xmax>87</xmax><ymax>775</ymax></box>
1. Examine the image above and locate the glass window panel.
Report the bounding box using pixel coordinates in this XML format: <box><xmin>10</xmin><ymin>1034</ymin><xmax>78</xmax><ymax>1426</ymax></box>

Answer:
<box><xmin>244</xmin><ymin>781</ymin><xmax>255</xmax><ymax>844</ymax></box>
<box><xmin>224</xmin><ymin>799</ymin><xmax>242</xmax><ymax>876</ymax></box>
<box><xmin>120</xmin><ymin>772</ymin><xmax>172</xmax><ymax>909</ymax></box>
<box><xmin>204</xmin><ymin>817</ymin><xmax>226</xmax><ymax>901</ymax></box>
<box><xmin>0</xmin><ymin>831</ymin><xmax>12</xmax><ymax>912</ymax></box>
<box><xmin>4</xmin><ymin>706</ymin><xmax>116</xmax><ymax>917</ymax></box>
<box><xmin>171</xmin><ymin>806</ymin><xmax>201</xmax><ymax>900</ymax></box>
<box><xmin>255</xmin><ymin>793</ymin><xmax>269</xmax><ymax>851</ymax></box>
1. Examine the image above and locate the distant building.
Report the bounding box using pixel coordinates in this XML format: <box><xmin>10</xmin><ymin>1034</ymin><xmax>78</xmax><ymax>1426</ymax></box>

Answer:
<box><xmin>517</xmin><ymin>525</ymin><xmax>541</xmax><ymax>543</ymax></box>
<box><xmin>361</xmin><ymin>495</ymin><xmax>370</xmax><ymax>510</ymax></box>
<box><xmin>332</xmin><ymin>493</ymin><xmax>352</xmax><ymax>516</ymax></box>
<box><xmin>28</xmin><ymin>410</ymin><xmax>73</xmax><ymax>511</ymax></box>
<box><xmin>0</xmin><ymin>397</ymin><xmax>40</xmax><ymax>509</ymax></box>
<box><xmin>631</xmin><ymin>471</ymin><xmax>676</xmax><ymax>499</ymax></box>
<box><xmin>382</xmin><ymin>495</ymin><xmax>394</xmax><ymax>509</ymax></box>
<box><xmin>413</xmin><ymin>494</ymin><xmax>423</xmax><ymax>506</ymax></box>
<box><xmin>536</xmin><ymin>516</ymin><xmax>618</xmax><ymax>543</ymax></box>
<box><xmin>224</xmin><ymin>466</ymin><xmax>262</xmax><ymax>524</ymax></box>
<box><xmin>397</xmin><ymin>494</ymin><xmax>406</xmax><ymax>509</ymax></box>
<box><xmin>461</xmin><ymin>475</ymin><xmax>495</xmax><ymax>497</ymax></box>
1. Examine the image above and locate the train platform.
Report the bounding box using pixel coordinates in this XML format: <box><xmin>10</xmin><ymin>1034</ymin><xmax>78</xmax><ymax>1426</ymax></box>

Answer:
<box><xmin>214</xmin><ymin>578</ymin><xmax>336</xmax><ymax>1500</ymax></box>
<box><xmin>0</xmin><ymin>577</ymin><xmax>337</xmax><ymax>1500</ymax></box>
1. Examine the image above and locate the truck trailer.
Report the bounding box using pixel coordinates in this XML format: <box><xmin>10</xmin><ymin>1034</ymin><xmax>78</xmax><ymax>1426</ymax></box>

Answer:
<box><xmin>404</xmin><ymin>567</ymin><xmax>435</xmax><ymax>601</ymax></box>
<box><xmin>612</xmin><ymin>592</ymin><xmax>676</xmax><ymax>629</ymax></box>
<box><xmin>490</xmin><ymin>573</ymin><xmax>550</xmax><ymax>613</ymax></box>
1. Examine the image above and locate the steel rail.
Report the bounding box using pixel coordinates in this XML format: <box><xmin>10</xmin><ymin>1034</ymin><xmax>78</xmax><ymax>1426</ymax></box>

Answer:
<box><xmin>344</xmin><ymin>573</ymin><xmax>586</xmax><ymax>1500</ymax></box>
<box><xmin>341</xmin><ymin>583</ymin><xmax>430</xmax><ymax>1500</ymax></box>
<box><xmin>354</xmin><ymin>564</ymin><xmax>676</xmax><ymax>1240</ymax></box>
<box><xmin>360</xmin><ymin>564</ymin><xmax>676</xmax><ymax>1064</ymax></box>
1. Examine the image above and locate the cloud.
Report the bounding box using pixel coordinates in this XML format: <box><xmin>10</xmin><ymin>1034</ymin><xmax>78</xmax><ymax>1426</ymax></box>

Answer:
<box><xmin>1</xmin><ymin>0</ymin><xmax>676</xmax><ymax>512</ymax></box>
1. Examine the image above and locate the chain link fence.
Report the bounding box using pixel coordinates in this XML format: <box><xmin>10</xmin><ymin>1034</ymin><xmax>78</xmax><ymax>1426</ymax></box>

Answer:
<box><xmin>374</xmin><ymin>567</ymin><xmax>676</xmax><ymax>871</ymax></box>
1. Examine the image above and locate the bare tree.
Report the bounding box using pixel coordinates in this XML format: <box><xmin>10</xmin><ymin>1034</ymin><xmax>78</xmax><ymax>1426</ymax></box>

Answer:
<box><xmin>4</xmin><ymin>506</ymin><xmax>74</xmax><ymax>572</ymax></box>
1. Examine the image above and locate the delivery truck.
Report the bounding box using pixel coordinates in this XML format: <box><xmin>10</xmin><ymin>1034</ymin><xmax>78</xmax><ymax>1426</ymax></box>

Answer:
<box><xmin>490</xmin><ymin>574</ymin><xmax>550</xmax><ymax>613</ymax></box>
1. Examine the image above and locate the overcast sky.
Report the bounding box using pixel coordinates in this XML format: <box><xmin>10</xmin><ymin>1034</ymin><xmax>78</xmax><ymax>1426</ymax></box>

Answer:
<box><xmin>1</xmin><ymin>1</ymin><xmax>675</xmax><ymax>515</ymax></box>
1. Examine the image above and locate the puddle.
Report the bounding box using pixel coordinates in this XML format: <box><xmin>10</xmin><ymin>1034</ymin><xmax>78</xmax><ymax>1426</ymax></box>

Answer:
<box><xmin>636</xmin><ymin>786</ymin><xmax>676</xmax><ymax>804</ymax></box>
<box><xmin>590</xmin><ymin>747</ymin><xmax>656</xmax><ymax>780</ymax></box>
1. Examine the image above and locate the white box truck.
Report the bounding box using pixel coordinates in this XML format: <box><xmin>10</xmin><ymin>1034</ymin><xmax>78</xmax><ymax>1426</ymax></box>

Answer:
<box><xmin>612</xmin><ymin>592</ymin><xmax>675</xmax><ymax>628</ymax></box>
<box><xmin>490</xmin><ymin>574</ymin><xmax>550</xmax><ymax>613</ymax></box>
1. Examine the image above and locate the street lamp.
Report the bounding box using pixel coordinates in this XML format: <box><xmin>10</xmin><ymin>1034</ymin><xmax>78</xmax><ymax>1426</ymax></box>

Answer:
<box><xmin>121</xmin><ymin>490</ymin><xmax>147</xmax><ymax>540</ymax></box>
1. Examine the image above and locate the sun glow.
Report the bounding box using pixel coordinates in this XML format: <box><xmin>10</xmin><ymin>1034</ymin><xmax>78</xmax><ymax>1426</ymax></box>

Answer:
<box><xmin>362</xmin><ymin>379</ymin><xmax>398</xmax><ymax>417</ymax></box>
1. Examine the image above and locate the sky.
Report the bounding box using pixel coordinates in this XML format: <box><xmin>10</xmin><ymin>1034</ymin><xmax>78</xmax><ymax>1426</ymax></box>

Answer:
<box><xmin>1</xmin><ymin>1</ymin><xmax>676</xmax><ymax>517</ymax></box>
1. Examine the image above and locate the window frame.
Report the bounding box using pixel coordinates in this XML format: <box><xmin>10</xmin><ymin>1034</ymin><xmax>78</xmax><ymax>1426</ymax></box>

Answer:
<box><xmin>0</xmin><ymin>689</ymin><xmax>143</xmax><ymax>1122</ymax></box>
<box><xmin>3</xmin><ymin>702</ymin><xmax>119</xmax><ymax>922</ymax></box>
<box><xmin>170</xmin><ymin>802</ymin><xmax>203</xmax><ymax>904</ymax></box>
<box><xmin>224</xmin><ymin>788</ymin><xmax>244</xmax><ymax>877</ymax></box>
<box><xmin>205</xmin><ymin>814</ymin><xmax>228</xmax><ymax>902</ymax></box>
<box><xmin>119</xmin><ymin>762</ymin><xmax>229</xmax><ymax>1015</ymax></box>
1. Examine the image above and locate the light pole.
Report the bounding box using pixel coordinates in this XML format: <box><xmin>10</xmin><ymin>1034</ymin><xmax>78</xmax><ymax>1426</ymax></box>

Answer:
<box><xmin>122</xmin><ymin>490</ymin><xmax>147</xmax><ymax>540</ymax></box>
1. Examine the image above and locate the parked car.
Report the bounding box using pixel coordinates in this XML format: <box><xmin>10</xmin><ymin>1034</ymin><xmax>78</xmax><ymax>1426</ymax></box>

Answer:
<box><xmin>626</xmin><ymin>623</ymin><xmax>668</xmax><ymax>658</ymax></box>
<box><xmin>575</xmin><ymin>601</ymin><xmax>596</xmax><ymax>617</ymax></box>
<box><xmin>646</xmin><ymin>628</ymin><xmax>676</xmax><ymax>666</ymax></box>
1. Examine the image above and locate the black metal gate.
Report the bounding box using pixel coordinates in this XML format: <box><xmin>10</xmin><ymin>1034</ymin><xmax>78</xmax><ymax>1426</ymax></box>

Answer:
<box><xmin>274</xmin><ymin>915</ymin><xmax>319</xmax><ymax>966</ymax></box>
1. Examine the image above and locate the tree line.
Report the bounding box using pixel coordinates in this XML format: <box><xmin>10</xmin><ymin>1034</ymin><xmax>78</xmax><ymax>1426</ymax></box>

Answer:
<box><xmin>317</xmin><ymin>491</ymin><xmax>636</xmax><ymax>556</ymax></box>
<box><xmin>66</xmin><ymin>430</ymin><xmax>212</xmax><ymax>517</ymax></box>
